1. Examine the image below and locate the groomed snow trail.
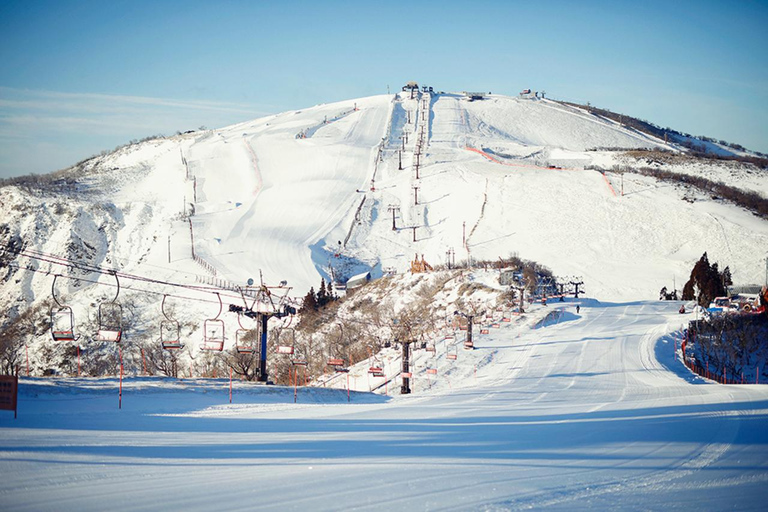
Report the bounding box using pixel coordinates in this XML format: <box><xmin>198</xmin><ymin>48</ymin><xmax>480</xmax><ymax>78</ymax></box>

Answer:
<box><xmin>2</xmin><ymin>300</ymin><xmax>767</xmax><ymax>511</ymax></box>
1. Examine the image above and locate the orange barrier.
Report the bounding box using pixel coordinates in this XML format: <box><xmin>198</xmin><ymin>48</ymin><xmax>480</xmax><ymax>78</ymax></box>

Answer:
<box><xmin>465</xmin><ymin>146</ymin><xmax>618</xmax><ymax>197</ymax></box>
<box><xmin>681</xmin><ymin>335</ymin><xmax>759</xmax><ymax>385</ymax></box>
<box><xmin>464</xmin><ymin>146</ymin><xmax>578</xmax><ymax>172</ymax></box>
<box><xmin>602</xmin><ymin>172</ymin><xmax>618</xmax><ymax>197</ymax></box>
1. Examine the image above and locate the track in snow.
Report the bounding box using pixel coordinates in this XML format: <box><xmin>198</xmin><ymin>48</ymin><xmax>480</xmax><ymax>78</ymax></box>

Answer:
<box><xmin>2</xmin><ymin>300</ymin><xmax>767</xmax><ymax>511</ymax></box>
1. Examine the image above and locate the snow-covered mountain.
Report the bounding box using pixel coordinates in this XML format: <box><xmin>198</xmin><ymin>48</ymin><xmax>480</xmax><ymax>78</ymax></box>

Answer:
<box><xmin>2</xmin><ymin>89</ymin><xmax>767</xmax><ymax>361</ymax></box>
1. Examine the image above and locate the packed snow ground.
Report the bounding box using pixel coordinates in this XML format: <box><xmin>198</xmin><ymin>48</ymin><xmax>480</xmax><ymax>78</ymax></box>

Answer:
<box><xmin>2</xmin><ymin>299</ymin><xmax>767</xmax><ymax>511</ymax></box>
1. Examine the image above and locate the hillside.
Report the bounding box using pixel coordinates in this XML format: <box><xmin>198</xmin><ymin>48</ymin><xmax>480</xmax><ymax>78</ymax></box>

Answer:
<box><xmin>1</xmin><ymin>88</ymin><xmax>767</xmax><ymax>369</ymax></box>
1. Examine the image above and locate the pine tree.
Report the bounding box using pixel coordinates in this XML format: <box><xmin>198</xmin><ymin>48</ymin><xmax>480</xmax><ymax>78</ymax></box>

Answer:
<box><xmin>317</xmin><ymin>279</ymin><xmax>328</xmax><ymax>307</ymax></box>
<box><xmin>300</xmin><ymin>287</ymin><xmax>318</xmax><ymax>313</ymax></box>
<box><xmin>682</xmin><ymin>252</ymin><xmax>729</xmax><ymax>307</ymax></box>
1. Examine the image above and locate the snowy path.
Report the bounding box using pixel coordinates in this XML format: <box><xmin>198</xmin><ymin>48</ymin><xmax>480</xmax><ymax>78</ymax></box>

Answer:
<box><xmin>2</xmin><ymin>300</ymin><xmax>767</xmax><ymax>510</ymax></box>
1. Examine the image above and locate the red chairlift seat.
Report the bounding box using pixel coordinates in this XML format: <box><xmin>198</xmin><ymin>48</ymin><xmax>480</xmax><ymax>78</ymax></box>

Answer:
<box><xmin>160</xmin><ymin>295</ymin><xmax>183</xmax><ymax>350</ymax></box>
<box><xmin>200</xmin><ymin>293</ymin><xmax>225</xmax><ymax>352</ymax></box>
<box><xmin>201</xmin><ymin>318</ymin><xmax>225</xmax><ymax>351</ymax></box>
<box><xmin>161</xmin><ymin>320</ymin><xmax>183</xmax><ymax>350</ymax></box>
<box><xmin>447</xmin><ymin>353</ymin><xmax>458</xmax><ymax>360</ymax></box>
<box><xmin>51</xmin><ymin>306</ymin><xmax>76</xmax><ymax>342</ymax></box>
<box><xmin>235</xmin><ymin>329</ymin><xmax>257</xmax><ymax>354</ymax></box>
<box><xmin>50</xmin><ymin>275</ymin><xmax>78</xmax><ymax>342</ymax></box>
<box><xmin>97</xmin><ymin>302</ymin><xmax>123</xmax><ymax>343</ymax></box>
<box><xmin>235</xmin><ymin>313</ymin><xmax>257</xmax><ymax>354</ymax></box>
<box><xmin>480</xmin><ymin>328</ymin><xmax>490</xmax><ymax>335</ymax></box>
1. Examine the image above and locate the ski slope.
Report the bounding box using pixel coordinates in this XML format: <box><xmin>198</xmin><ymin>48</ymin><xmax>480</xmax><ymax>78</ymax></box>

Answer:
<box><xmin>105</xmin><ymin>90</ymin><xmax>765</xmax><ymax>301</ymax></box>
<box><xmin>2</xmin><ymin>300</ymin><xmax>767</xmax><ymax>510</ymax></box>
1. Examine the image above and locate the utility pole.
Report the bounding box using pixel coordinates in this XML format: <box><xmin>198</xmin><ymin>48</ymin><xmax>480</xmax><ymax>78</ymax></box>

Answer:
<box><xmin>412</xmin><ymin>226</ymin><xmax>417</xmax><ymax>242</ymax></box>
<box><xmin>413</xmin><ymin>185</ymin><xmax>420</xmax><ymax>205</ymax></box>
<box><xmin>387</xmin><ymin>205</ymin><xmax>400</xmax><ymax>230</ymax></box>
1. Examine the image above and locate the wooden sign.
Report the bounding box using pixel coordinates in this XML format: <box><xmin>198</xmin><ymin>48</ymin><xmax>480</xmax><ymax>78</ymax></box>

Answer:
<box><xmin>0</xmin><ymin>375</ymin><xmax>18</xmax><ymax>419</ymax></box>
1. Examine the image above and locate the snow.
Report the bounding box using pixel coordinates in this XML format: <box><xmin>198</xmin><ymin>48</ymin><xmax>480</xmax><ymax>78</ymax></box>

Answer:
<box><xmin>2</xmin><ymin>299</ymin><xmax>767</xmax><ymax>510</ymax></box>
<box><xmin>2</xmin><ymin>89</ymin><xmax>768</xmax><ymax>507</ymax></box>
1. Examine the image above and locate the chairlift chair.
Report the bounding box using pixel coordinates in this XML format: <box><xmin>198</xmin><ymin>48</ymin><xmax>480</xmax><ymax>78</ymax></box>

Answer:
<box><xmin>160</xmin><ymin>295</ymin><xmax>182</xmax><ymax>350</ymax></box>
<box><xmin>97</xmin><ymin>301</ymin><xmax>123</xmax><ymax>343</ymax></box>
<box><xmin>96</xmin><ymin>272</ymin><xmax>123</xmax><ymax>343</ymax></box>
<box><xmin>235</xmin><ymin>313</ymin><xmax>257</xmax><ymax>354</ymax></box>
<box><xmin>201</xmin><ymin>293</ymin><xmax>225</xmax><ymax>351</ymax></box>
<box><xmin>51</xmin><ymin>306</ymin><xmax>76</xmax><ymax>342</ymax></box>
<box><xmin>50</xmin><ymin>274</ymin><xmax>78</xmax><ymax>342</ymax></box>
<box><xmin>161</xmin><ymin>320</ymin><xmax>182</xmax><ymax>350</ymax></box>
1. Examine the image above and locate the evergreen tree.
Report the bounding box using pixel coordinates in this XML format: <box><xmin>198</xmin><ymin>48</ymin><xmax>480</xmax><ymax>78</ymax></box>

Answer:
<box><xmin>300</xmin><ymin>287</ymin><xmax>318</xmax><ymax>313</ymax></box>
<box><xmin>682</xmin><ymin>252</ymin><xmax>728</xmax><ymax>307</ymax></box>
<box><xmin>317</xmin><ymin>279</ymin><xmax>328</xmax><ymax>307</ymax></box>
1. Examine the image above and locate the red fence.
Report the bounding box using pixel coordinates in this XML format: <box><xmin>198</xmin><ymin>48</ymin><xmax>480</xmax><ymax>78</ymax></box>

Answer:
<box><xmin>681</xmin><ymin>333</ymin><xmax>760</xmax><ymax>385</ymax></box>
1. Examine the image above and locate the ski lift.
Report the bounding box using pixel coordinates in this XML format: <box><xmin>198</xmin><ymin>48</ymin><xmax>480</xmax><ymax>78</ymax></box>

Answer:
<box><xmin>235</xmin><ymin>314</ymin><xmax>258</xmax><ymax>354</ymax></box>
<box><xmin>97</xmin><ymin>271</ymin><xmax>122</xmax><ymax>343</ymax></box>
<box><xmin>276</xmin><ymin>327</ymin><xmax>296</xmax><ymax>355</ymax></box>
<box><xmin>200</xmin><ymin>293</ymin><xmax>225</xmax><ymax>351</ymax></box>
<box><xmin>160</xmin><ymin>295</ymin><xmax>182</xmax><ymax>350</ymax></box>
<box><xmin>327</xmin><ymin>357</ymin><xmax>348</xmax><ymax>372</ymax></box>
<box><xmin>50</xmin><ymin>275</ymin><xmax>78</xmax><ymax>342</ymax></box>
<box><xmin>368</xmin><ymin>349</ymin><xmax>385</xmax><ymax>376</ymax></box>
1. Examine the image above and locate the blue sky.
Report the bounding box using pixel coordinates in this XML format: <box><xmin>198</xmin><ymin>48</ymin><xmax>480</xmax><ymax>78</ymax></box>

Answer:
<box><xmin>1</xmin><ymin>0</ymin><xmax>766</xmax><ymax>178</ymax></box>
